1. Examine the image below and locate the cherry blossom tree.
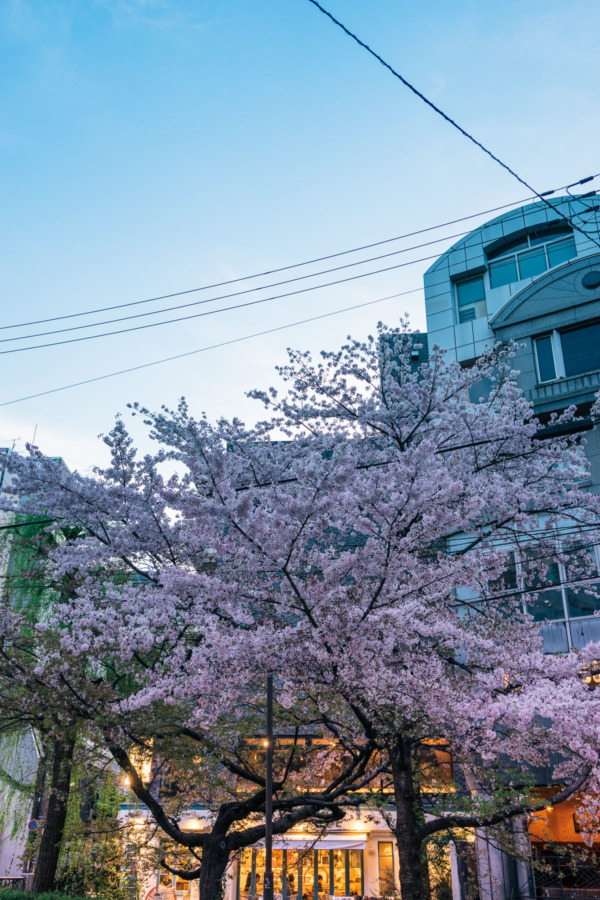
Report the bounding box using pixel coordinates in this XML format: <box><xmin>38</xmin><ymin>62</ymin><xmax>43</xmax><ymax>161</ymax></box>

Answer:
<box><xmin>0</xmin><ymin>448</ymin><xmax>384</xmax><ymax>899</ymax></box>
<box><xmin>3</xmin><ymin>326</ymin><xmax>600</xmax><ymax>900</ymax></box>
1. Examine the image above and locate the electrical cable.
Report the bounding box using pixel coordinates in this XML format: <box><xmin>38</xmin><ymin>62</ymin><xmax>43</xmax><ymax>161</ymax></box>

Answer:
<box><xmin>0</xmin><ymin>286</ymin><xmax>421</xmax><ymax>407</ymax></box>
<box><xmin>2</xmin><ymin>177</ymin><xmax>599</xmax><ymax>334</ymax></box>
<box><xmin>0</xmin><ymin>229</ymin><xmax>472</xmax><ymax>345</ymax></box>
<box><xmin>303</xmin><ymin>0</ymin><xmax>600</xmax><ymax>251</ymax></box>
<box><xmin>4</xmin><ymin>191</ymin><xmax>600</xmax><ymax>351</ymax></box>
<box><xmin>451</xmin><ymin>566</ymin><xmax>600</xmax><ymax>611</ymax></box>
<box><xmin>0</xmin><ymin>253</ymin><xmax>443</xmax><ymax>358</ymax></box>
<box><xmin>0</xmin><ymin>519</ymin><xmax>55</xmax><ymax>531</ymax></box>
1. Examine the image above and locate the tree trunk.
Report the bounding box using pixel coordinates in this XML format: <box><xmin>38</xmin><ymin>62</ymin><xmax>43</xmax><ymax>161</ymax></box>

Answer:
<box><xmin>198</xmin><ymin>838</ymin><xmax>230</xmax><ymax>900</ymax></box>
<box><xmin>31</xmin><ymin>736</ymin><xmax>75</xmax><ymax>893</ymax></box>
<box><xmin>24</xmin><ymin>742</ymin><xmax>49</xmax><ymax>881</ymax></box>
<box><xmin>389</xmin><ymin>734</ymin><xmax>428</xmax><ymax>900</ymax></box>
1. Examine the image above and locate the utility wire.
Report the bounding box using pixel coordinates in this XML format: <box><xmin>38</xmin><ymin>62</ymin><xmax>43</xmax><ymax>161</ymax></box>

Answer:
<box><xmin>8</xmin><ymin>191</ymin><xmax>599</xmax><ymax>345</ymax></box>
<box><xmin>2</xmin><ymin>179</ymin><xmax>598</xmax><ymax>334</ymax></box>
<box><xmin>0</xmin><ymin>229</ymin><xmax>471</xmax><ymax>345</ymax></box>
<box><xmin>0</xmin><ymin>254</ymin><xmax>442</xmax><ymax>358</ymax></box>
<box><xmin>303</xmin><ymin>0</ymin><xmax>600</xmax><ymax>251</ymax></box>
<box><xmin>0</xmin><ymin>287</ymin><xmax>420</xmax><ymax>407</ymax></box>
<box><xmin>0</xmin><ymin>519</ymin><xmax>55</xmax><ymax>531</ymax></box>
<box><xmin>4</xmin><ymin>192</ymin><xmax>600</xmax><ymax>351</ymax></box>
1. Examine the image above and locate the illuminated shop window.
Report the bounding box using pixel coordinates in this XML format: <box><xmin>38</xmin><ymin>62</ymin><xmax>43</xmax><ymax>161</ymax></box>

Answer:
<box><xmin>378</xmin><ymin>842</ymin><xmax>395</xmax><ymax>896</ymax></box>
<box><xmin>237</xmin><ymin>848</ymin><xmax>364</xmax><ymax>900</ymax></box>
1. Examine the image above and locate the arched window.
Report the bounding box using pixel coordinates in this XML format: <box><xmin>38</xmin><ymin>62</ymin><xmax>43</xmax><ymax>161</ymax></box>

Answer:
<box><xmin>487</xmin><ymin>225</ymin><xmax>576</xmax><ymax>289</ymax></box>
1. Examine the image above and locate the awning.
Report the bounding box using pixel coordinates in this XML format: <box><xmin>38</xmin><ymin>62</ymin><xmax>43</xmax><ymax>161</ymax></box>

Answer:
<box><xmin>271</xmin><ymin>835</ymin><xmax>367</xmax><ymax>850</ymax></box>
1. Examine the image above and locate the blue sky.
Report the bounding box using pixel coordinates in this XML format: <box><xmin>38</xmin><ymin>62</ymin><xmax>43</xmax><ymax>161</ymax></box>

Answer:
<box><xmin>1</xmin><ymin>0</ymin><xmax>600</xmax><ymax>469</ymax></box>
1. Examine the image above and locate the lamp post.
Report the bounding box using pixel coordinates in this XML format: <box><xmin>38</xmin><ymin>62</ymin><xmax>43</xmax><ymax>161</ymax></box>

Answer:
<box><xmin>264</xmin><ymin>673</ymin><xmax>274</xmax><ymax>900</ymax></box>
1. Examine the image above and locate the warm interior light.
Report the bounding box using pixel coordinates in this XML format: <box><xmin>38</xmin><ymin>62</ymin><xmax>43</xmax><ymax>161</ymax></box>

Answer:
<box><xmin>263</xmin><ymin>740</ymin><xmax>269</xmax><ymax>747</ymax></box>
<box><xmin>180</xmin><ymin>818</ymin><xmax>205</xmax><ymax>832</ymax></box>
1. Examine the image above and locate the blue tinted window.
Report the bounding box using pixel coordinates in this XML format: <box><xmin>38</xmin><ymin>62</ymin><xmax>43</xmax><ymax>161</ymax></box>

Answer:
<box><xmin>487</xmin><ymin>236</ymin><xmax>529</xmax><ymax>259</ymax></box>
<box><xmin>528</xmin><ymin>589</ymin><xmax>565</xmax><ymax>621</ymax></box>
<box><xmin>561</xmin><ymin>321</ymin><xmax>600</xmax><ymax>377</ymax></box>
<box><xmin>524</xmin><ymin>557</ymin><xmax>565</xmax><ymax>621</ymax></box>
<box><xmin>566</xmin><ymin>587</ymin><xmax>600</xmax><ymax>618</ymax></box>
<box><xmin>547</xmin><ymin>236</ymin><xmax>576</xmax><ymax>268</ymax></box>
<box><xmin>529</xmin><ymin>226</ymin><xmax>572</xmax><ymax>246</ymax></box>
<box><xmin>459</xmin><ymin>306</ymin><xmax>476</xmax><ymax>322</ymax></box>
<box><xmin>456</xmin><ymin>277</ymin><xmax>487</xmax><ymax>323</ymax></box>
<box><xmin>518</xmin><ymin>247</ymin><xmax>546</xmax><ymax>280</ymax></box>
<box><xmin>489</xmin><ymin>257</ymin><xmax>518</xmax><ymax>288</ymax></box>
<box><xmin>468</xmin><ymin>376</ymin><xmax>493</xmax><ymax>404</ymax></box>
<box><xmin>456</xmin><ymin>277</ymin><xmax>485</xmax><ymax>306</ymax></box>
<box><xmin>535</xmin><ymin>336</ymin><xmax>556</xmax><ymax>382</ymax></box>
<box><xmin>486</xmin><ymin>229</ymin><xmax>576</xmax><ymax>289</ymax></box>
<box><xmin>565</xmin><ymin>550</ymin><xmax>600</xmax><ymax>618</ymax></box>
<box><xmin>571</xmin><ymin>618</ymin><xmax>600</xmax><ymax>649</ymax></box>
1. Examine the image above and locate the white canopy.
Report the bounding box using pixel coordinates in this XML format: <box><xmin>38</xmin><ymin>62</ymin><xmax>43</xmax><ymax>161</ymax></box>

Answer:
<box><xmin>271</xmin><ymin>835</ymin><xmax>367</xmax><ymax>850</ymax></box>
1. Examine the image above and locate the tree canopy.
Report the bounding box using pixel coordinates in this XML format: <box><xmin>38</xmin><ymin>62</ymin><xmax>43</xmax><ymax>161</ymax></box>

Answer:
<box><xmin>2</xmin><ymin>327</ymin><xmax>600</xmax><ymax>900</ymax></box>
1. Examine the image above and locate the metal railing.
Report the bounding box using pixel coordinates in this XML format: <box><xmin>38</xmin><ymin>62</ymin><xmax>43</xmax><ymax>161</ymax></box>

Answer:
<box><xmin>0</xmin><ymin>877</ymin><xmax>26</xmax><ymax>890</ymax></box>
<box><xmin>528</xmin><ymin>853</ymin><xmax>600</xmax><ymax>899</ymax></box>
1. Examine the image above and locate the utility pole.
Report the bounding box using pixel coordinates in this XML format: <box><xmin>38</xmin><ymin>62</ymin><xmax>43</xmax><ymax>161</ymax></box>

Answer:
<box><xmin>264</xmin><ymin>673</ymin><xmax>274</xmax><ymax>900</ymax></box>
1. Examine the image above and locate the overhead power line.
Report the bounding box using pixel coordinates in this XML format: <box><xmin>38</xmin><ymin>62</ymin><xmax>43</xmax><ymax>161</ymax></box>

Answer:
<box><xmin>0</xmin><ymin>252</ymin><xmax>444</xmax><ymax>358</ymax></box>
<box><xmin>3</xmin><ymin>190</ymin><xmax>599</xmax><ymax>353</ymax></box>
<box><xmin>0</xmin><ymin>229</ymin><xmax>471</xmax><ymax>346</ymax></box>
<box><xmin>0</xmin><ymin>519</ymin><xmax>55</xmax><ymax>531</ymax></box>
<box><xmin>2</xmin><ymin>179</ymin><xmax>598</xmax><ymax>335</ymax></box>
<box><xmin>303</xmin><ymin>0</ymin><xmax>600</xmax><ymax>251</ymax></box>
<box><xmin>0</xmin><ymin>286</ymin><xmax>421</xmax><ymax>407</ymax></box>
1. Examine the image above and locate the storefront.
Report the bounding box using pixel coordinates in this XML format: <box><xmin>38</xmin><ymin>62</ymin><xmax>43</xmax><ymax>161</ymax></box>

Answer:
<box><xmin>150</xmin><ymin>869</ymin><xmax>194</xmax><ymax>900</ymax></box>
<box><xmin>237</xmin><ymin>840</ymin><xmax>366</xmax><ymax>900</ymax></box>
<box><xmin>135</xmin><ymin>812</ymin><xmax>402</xmax><ymax>900</ymax></box>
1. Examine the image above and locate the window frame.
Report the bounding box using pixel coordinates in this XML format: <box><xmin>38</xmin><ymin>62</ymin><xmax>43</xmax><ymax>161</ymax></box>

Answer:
<box><xmin>452</xmin><ymin>228</ymin><xmax>578</xmax><ymax>326</ymax></box>
<box><xmin>238</xmin><ymin>847</ymin><xmax>364</xmax><ymax>900</ymax></box>
<box><xmin>534</xmin><ymin>331</ymin><xmax>565</xmax><ymax>383</ymax></box>
<box><xmin>534</xmin><ymin>322</ymin><xmax>600</xmax><ymax>384</ymax></box>
<box><xmin>488</xmin><ymin>232</ymin><xmax>576</xmax><ymax>290</ymax></box>
<box><xmin>377</xmin><ymin>841</ymin><xmax>395</xmax><ymax>897</ymax></box>
<box><xmin>500</xmin><ymin>542</ymin><xmax>600</xmax><ymax>649</ymax></box>
<box><xmin>454</xmin><ymin>275</ymin><xmax>487</xmax><ymax>325</ymax></box>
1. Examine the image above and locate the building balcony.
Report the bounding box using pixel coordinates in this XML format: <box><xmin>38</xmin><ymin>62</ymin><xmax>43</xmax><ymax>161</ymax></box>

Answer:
<box><xmin>529</xmin><ymin>369</ymin><xmax>600</xmax><ymax>414</ymax></box>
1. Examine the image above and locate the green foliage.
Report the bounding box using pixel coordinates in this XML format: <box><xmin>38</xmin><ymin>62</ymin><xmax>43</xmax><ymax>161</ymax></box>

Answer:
<box><xmin>54</xmin><ymin>756</ymin><xmax>133</xmax><ymax>900</ymax></box>
<box><xmin>425</xmin><ymin>834</ymin><xmax>454</xmax><ymax>900</ymax></box>
<box><xmin>1</xmin><ymin>517</ymin><xmax>58</xmax><ymax>621</ymax></box>
<box><xmin>0</xmin><ymin>892</ymin><xmax>88</xmax><ymax>900</ymax></box>
<box><xmin>0</xmin><ymin>730</ymin><xmax>38</xmax><ymax>839</ymax></box>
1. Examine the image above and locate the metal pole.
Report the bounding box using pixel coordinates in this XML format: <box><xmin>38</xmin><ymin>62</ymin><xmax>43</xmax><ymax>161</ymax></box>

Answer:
<box><xmin>264</xmin><ymin>673</ymin><xmax>274</xmax><ymax>900</ymax></box>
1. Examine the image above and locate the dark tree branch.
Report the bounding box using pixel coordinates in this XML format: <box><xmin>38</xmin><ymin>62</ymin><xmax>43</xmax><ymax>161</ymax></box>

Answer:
<box><xmin>417</xmin><ymin>766</ymin><xmax>592</xmax><ymax>840</ymax></box>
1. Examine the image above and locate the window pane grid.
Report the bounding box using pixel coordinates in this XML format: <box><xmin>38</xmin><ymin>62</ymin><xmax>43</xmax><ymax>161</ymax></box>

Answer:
<box><xmin>535</xmin><ymin>320</ymin><xmax>600</xmax><ymax>383</ymax></box>
<box><xmin>378</xmin><ymin>842</ymin><xmax>394</xmax><ymax>896</ymax></box>
<box><xmin>239</xmin><ymin>848</ymin><xmax>364</xmax><ymax>900</ymax></box>
<box><xmin>456</xmin><ymin>276</ymin><xmax>487</xmax><ymax>324</ymax></box>
<box><xmin>488</xmin><ymin>234</ymin><xmax>576</xmax><ymax>289</ymax></box>
<box><xmin>561</xmin><ymin>321</ymin><xmax>600</xmax><ymax>378</ymax></box>
<box><xmin>514</xmin><ymin>546</ymin><xmax>600</xmax><ymax>634</ymax></box>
